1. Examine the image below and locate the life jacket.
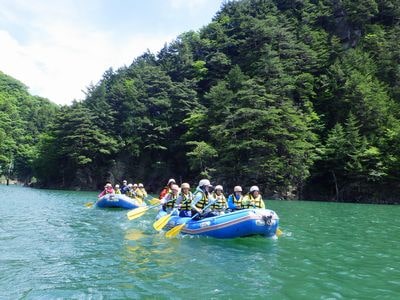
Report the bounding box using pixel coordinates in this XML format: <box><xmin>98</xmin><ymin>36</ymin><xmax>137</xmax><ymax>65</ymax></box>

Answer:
<box><xmin>179</xmin><ymin>192</ymin><xmax>193</xmax><ymax>211</ymax></box>
<box><xmin>211</xmin><ymin>192</ymin><xmax>227</xmax><ymax>211</ymax></box>
<box><xmin>115</xmin><ymin>188</ymin><xmax>121</xmax><ymax>194</ymax></box>
<box><xmin>230</xmin><ymin>193</ymin><xmax>244</xmax><ymax>208</ymax></box>
<box><xmin>139</xmin><ymin>188</ymin><xmax>147</xmax><ymax>198</ymax></box>
<box><xmin>163</xmin><ymin>192</ymin><xmax>177</xmax><ymax>210</ymax></box>
<box><xmin>135</xmin><ymin>189</ymin><xmax>144</xmax><ymax>200</ymax></box>
<box><xmin>243</xmin><ymin>194</ymin><xmax>264</xmax><ymax>208</ymax></box>
<box><xmin>194</xmin><ymin>190</ymin><xmax>208</xmax><ymax>210</ymax></box>
<box><xmin>106</xmin><ymin>187</ymin><xmax>114</xmax><ymax>194</ymax></box>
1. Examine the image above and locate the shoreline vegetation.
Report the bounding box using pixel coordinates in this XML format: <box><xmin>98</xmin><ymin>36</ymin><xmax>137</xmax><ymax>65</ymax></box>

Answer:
<box><xmin>1</xmin><ymin>0</ymin><xmax>400</xmax><ymax>204</ymax></box>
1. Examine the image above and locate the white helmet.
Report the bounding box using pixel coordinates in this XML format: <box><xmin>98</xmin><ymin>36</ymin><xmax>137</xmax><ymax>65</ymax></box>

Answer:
<box><xmin>234</xmin><ymin>186</ymin><xmax>242</xmax><ymax>192</ymax></box>
<box><xmin>115</xmin><ymin>184</ymin><xmax>120</xmax><ymax>188</ymax></box>
<box><xmin>133</xmin><ymin>183</ymin><xmax>138</xmax><ymax>188</ymax></box>
<box><xmin>138</xmin><ymin>183</ymin><xmax>144</xmax><ymax>188</ymax></box>
<box><xmin>171</xmin><ymin>184</ymin><xmax>180</xmax><ymax>192</ymax></box>
<box><xmin>199</xmin><ymin>179</ymin><xmax>211</xmax><ymax>187</ymax></box>
<box><xmin>215</xmin><ymin>185</ymin><xmax>223</xmax><ymax>191</ymax></box>
<box><xmin>250</xmin><ymin>185</ymin><xmax>260</xmax><ymax>193</ymax></box>
<box><xmin>167</xmin><ymin>178</ymin><xmax>176</xmax><ymax>185</ymax></box>
<box><xmin>128</xmin><ymin>183</ymin><xmax>133</xmax><ymax>188</ymax></box>
<box><xmin>181</xmin><ymin>182</ymin><xmax>190</xmax><ymax>189</ymax></box>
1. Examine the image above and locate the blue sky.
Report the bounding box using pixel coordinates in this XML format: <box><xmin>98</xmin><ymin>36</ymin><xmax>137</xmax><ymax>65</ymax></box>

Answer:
<box><xmin>0</xmin><ymin>0</ymin><xmax>225</xmax><ymax>104</ymax></box>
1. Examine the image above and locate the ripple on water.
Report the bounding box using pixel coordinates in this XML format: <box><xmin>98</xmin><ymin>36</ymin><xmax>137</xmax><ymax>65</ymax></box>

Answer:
<box><xmin>1</xmin><ymin>187</ymin><xmax>399</xmax><ymax>299</ymax></box>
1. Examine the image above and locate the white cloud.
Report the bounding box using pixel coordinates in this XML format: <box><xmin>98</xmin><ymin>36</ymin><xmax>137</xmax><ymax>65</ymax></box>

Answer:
<box><xmin>0</xmin><ymin>1</ymin><xmax>176</xmax><ymax>104</ymax></box>
<box><xmin>168</xmin><ymin>0</ymin><xmax>215</xmax><ymax>10</ymax></box>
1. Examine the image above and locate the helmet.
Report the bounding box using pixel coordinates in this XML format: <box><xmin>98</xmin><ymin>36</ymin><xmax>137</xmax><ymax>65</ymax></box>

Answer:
<box><xmin>215</xmin><ymin>185</ymin><xmax>223</xmax><ymax>191</ymax></box>
<box><xmin>127</xmin><ymin>183</ymin><xmax>133</xmax><ymax>188</ymax></box>
<box><xmin>181</xmin><ymin>182</ymin><xmax>190</xmax><ymax>189</ymax></box>
<box><xmin>234</xmin><ymin>186</ymin><xmax>242</xmax><ymax>192</ymax></box>
<box><xmin>171</xmin><ymin>184</ymin><xmax>180</xmax><ymax>192</ymax></box>
<box><xmin>133</xmin><ymin>183</ymin><xmax>138</xmax><ymax>188</ymax></box>
<box><xmin>249</xmin><ymin>185</ymin><xmax>260</xmax><ymax>193</ymax></box>
<box><xmin>123</xmin><ymin>180</ymin><xmax>127</xmax><ymax>184</ymax></box>
<box><xmin>115</xmin><ymin>184</ymin><xmax>120</xmax><ymax>188</ymax></box>
<box><xmin>167</xmin><ymin>178</ymin><xmax>176</xmax><ymax>185</ymax></box>
<box><xmin>138</xmin><ymin>183</ymin><xmax>144</xmax><ymax>188</ymax></box>
<box><xmin>105</xmin><ymin>183</ymin><xmax>112</xmax><ymax>188</ymax></box>
<box><xmin>199</xmin><ymin>179</ymin><xmax>211</xmax><ymax>187</ymax></box>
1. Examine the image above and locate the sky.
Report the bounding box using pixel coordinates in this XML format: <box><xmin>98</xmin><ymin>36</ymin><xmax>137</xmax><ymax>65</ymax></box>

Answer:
<box><xmin>0</xmin><ymin>0</ymin><xmax>225</xmax><ymax>104</ymax></box>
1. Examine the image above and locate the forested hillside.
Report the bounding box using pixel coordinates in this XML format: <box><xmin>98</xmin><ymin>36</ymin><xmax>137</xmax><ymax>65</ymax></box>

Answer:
<box><xmin>0</xmin><ymin>71</ymin><xmax>58</xmax><ymax>184</ymax></box>
<box><xmin>4</xmin><ymin>0</ymin><xmax>400</xmax><ymax>203</ymax></box>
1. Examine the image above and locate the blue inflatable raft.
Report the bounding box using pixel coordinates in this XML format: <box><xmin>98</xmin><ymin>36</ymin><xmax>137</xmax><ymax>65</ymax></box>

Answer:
<box><xmin>96</xmin><ymin>194</ymin><xmax>143</xmax><ymax>209</ymax></box>
<box><xmin>161</xmin><ymin>208</ymin><xmax>279</xmax><ymax>239</ymax></box>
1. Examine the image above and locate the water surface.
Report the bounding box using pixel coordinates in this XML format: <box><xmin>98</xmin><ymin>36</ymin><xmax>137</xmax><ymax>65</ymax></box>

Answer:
<box><xmin>0</xmin><ymin>185</ymin><xmax>399</xmax><ymax>299</ymax></box>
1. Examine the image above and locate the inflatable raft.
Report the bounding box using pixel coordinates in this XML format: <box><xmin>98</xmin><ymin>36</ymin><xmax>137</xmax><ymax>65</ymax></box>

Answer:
<box><xmin>161</xmin><ymin>208</ymin><xmax>279</xmax><ymax>239</ymax></box>
<box><xmin>96</xmin><ymin>194</ymin><xmax>143</xmax><ymax>209</ymax></box>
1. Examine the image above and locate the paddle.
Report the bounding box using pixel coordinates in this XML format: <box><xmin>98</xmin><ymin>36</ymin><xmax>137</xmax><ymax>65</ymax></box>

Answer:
<box><xmin>152</xmin><ymin>208</ymin><xmax>178</xmax><ymax>231</ymax></box>
<box><xmin>276</xmin><ymin>228</ymin><xmax>283</xmax><ymax>236</ymax></box>
<box><xmin>126</xmin><ymin>198</ymin><xmax>174</xmax><ymax>221</ymax></box>
<box><xmin>145</xmin><ymin>197</ymin><xmax>160</xmax><ymax>205</ymax></box>
<box><xmin>153</xmin><ymin>194</ymin><xmax>196</xmax><ymax>231</ymax></box>
<box><xmin>165</xmin><ymin>199</ymin><xmax>215</xmax><ymax>238</ymax></box>
<box><xmin>85</xmin><ymin>202</ymin><xmax>94</xmax><ymax>208</ymax></box>
<box><xmin>126</xmin><ymin>204</ymin><xmax>160</xmax><ymax>220</ymax></box>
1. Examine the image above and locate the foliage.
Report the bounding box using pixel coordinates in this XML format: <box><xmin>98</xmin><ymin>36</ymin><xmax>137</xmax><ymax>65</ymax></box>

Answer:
<box><xmin>0</xmin><ymin>71</ymin><xmax>58</xmax><ymax>183</ymax></box>
<box><xmin>2</xmin><ymin>0</ymin><xmax>400</xmax><ymax>202</ymax></box>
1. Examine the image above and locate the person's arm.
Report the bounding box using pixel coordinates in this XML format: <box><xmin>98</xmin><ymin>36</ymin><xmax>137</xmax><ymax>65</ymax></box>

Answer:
<box><xmin>160</xmin><ymin>194</ymin><xmax>170</xmax><ymax>205</ymax></box>
<box><xmin>222</xmin><ymin>195</ymin><xmax>228</xmax><ymax>209</ymax></box>
<box><xmin>175</xmin><ymin>194</ymin><xmax>182</xmax><ymax>208</ymax></box>
<box><xmin>242</xmin><ymin>195</ymin><xmax>250</xmax><ymax>207</ymax></box>
<box><xmin>227</xmin><ymin>195</ymin><xmax>236</xmax><ymax>210</ymax></box>
<box><xmin>98</xmin><ymin>190</ymin><xmax>105</xmax><ymax>198</ymax></box>
<box><xmin>260</xmin><ymin>197</ymin><xmax>266</xmax><ymax>209</ymax></box>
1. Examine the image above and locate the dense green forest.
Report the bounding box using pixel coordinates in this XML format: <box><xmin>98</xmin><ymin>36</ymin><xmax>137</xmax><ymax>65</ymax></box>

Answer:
<box><xmin>0</xmin><ymin>71</ymin><xmax>58</xmax><ymax>184</ymax></box>
<box><xmin>1</xmin><ymin>0</ymin><xmax>400</xmax><ymax>203</ymax></box>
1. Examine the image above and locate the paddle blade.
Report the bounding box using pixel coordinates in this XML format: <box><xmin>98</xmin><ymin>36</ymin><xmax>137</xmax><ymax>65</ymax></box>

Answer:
<box><xmin>127</xmin><ymin>206</ymin><xmax>149</xmax><ymax>220</ymax></box>
<box><xmin>153</xmin><ymin>213</ymin><xmax>172</xmax><ymax>231</ymax></box>
<box><xmin>165</xmin><ymin>223</ymin><xmax>186</xmax><ymax>238</ymax></box>
<box><xmin>276</xmin><ymin>228</ymin><xmax>283</xmax><ymax>236</ymax></box>
<box><xmin>85</xmin><ymin>202</ymin><xmax>94</xmax><ymax>208</ymax></box>
<box><xmin>148</xmin><ymin>198</ymin><xmax>160</xmax><ymax>205</ymax></box>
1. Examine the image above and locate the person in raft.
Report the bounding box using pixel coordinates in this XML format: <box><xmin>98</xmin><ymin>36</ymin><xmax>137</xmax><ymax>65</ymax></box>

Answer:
<box><xmin>120</xmin><ymin>180</ymin><xmax>129</xmax><ymax>194</ymax></box>
<box><xmin>210</xmin><ymin>185</ymin><xmax>228</xmax><ymax>215</ymax></box>
<box><xmin>227</xmin><ymin>185</ymin><xmax>244</xmax><ymax>210</ymax></box>
<box><xmin>159</xmin><ymin>178</ymin><xmax>176</xmax><ymax>199</ymax></box>
<box><xmin>160</xmin><ymin>183</ymin><xmax>180</xmax><ymax>216</ymax></box>
<box><xmin>191</xmin><ymin>179</ymin><xmax>217</xmax><ymax>220</ymax></box>
<box><xmin>176</xmin><ymin>182</ymin><xmax>193</xmax><ymax>217</ymax></box>
<box><xmin>114</xmin><ymin>184</ymin><xmax>121</xmax><ymax>194</ymax></box>
<box><xmin>126</xmin><ymin>183</ymin><xmax>136</xmax><ymax>198</ymax></box>
<box><xmin>98</xmin><ymin>183</ymin><xmax>115</xmax><ymax>198</ymax></box>
<box><xmin>242</xmin><ymin>185</ymin><xmax>265</xmax><ymax>209</ymax></box>
<box><xmin>136</xmin><ymin>183</ymin><xmax>147</xmax><ymax>201</ymax></box>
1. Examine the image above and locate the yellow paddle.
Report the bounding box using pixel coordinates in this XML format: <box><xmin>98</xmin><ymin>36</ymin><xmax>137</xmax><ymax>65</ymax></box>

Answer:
<box><xmin>85</xmin><ymin>202</ymin><xmax>94</xmax><ymax>208</ymax></box>
<box><xmin>165</xmin><ymin>222</ymin><xmax>186</xmax><ymax>238</ymax></box>
<box><xmin>126</xmin><ymin>205</ymin><xmax>157</xmax><ymax>220</ymax></box>
<box><xmin>277</xmin><ymin>228</ymin><xmax>283</xmax><ymax>236</ymax></box>
<box><xmin>153</xmin><ymin>209</ymin><xmax>177</xmax><ymax>231</ymax></box>
<box><xmin>148</xmin><ymin>198</ymin><xmax>161</xmax><ymax>205</ymax></box>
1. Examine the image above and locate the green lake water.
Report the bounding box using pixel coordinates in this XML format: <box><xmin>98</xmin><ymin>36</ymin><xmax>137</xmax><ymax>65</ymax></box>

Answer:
<box><xmin>0</xmin><ymin>185</ymin><xmax>399</xmax><ymax>299</ymax></box>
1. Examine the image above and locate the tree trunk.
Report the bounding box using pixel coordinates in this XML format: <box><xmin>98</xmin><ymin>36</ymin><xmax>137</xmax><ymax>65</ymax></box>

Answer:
<box><xmin>331</xmin><ymin>170</ymin><xmax>339</xmax><ymax>201</ymax></box>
